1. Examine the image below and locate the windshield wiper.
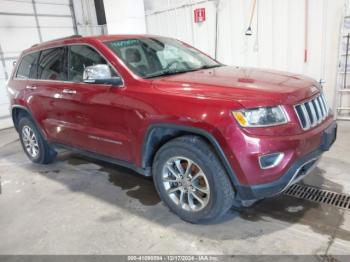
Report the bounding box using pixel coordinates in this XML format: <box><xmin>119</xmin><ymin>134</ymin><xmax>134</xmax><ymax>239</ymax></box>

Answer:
<box><xmin>144</xmin><ymin>64</ymin><xmax>224</xmax><ymax>79</ymax></box>
<box><xmin>196</xmin><ymin>64</ymin><xmax>223</xmax><ymax>70</ymax></box>
<box><xmin>144</xmin><ymin>69</ymin><xmax>190</xmax><ymax>79</ymax></box>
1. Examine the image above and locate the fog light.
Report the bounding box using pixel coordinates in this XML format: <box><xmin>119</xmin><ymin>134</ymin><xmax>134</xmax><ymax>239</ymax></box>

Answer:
<box><xmin>259</xmin><ymin>152</ymin><xmax>284</xmax><ymax>169</ymax></box>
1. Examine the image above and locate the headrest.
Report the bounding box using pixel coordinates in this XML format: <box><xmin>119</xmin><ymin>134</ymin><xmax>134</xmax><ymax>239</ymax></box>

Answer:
<box><xmin>125</xmin><ymin>48</ymin><xmax>142</xmax><ymax>63</ymax></box>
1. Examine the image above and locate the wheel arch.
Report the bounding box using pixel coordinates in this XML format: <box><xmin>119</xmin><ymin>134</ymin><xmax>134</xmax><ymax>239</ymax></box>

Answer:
<box><xmin>11</xmin><ymin>105</ymin><xmax>47</xmax><ymax>139</ymax></box>
<box><xmin>141</xmin><ymin>123</ymin><xmax>241</xmax><ymax>192</ymax></box>
<box><xmin>12</xmin><ymin>105</ymin><xmax>31</xmax><ymax>131</ymax></box>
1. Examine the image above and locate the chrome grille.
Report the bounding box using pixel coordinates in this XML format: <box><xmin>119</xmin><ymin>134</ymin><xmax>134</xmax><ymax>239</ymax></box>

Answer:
<box><xmin>294</xmin><ymin>94</ymin><xmax>329</xmax><ymax>130</ymax></box>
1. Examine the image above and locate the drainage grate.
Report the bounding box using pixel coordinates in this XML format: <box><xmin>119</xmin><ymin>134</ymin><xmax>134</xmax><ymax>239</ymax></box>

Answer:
<box><xmin>284</xmin><ymin>184</ymin><xmax>350</xmax><ymax>210</ymax></box>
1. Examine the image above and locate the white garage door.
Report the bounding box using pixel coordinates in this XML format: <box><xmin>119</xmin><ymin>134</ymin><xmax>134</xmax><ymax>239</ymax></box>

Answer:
<box><xmin>0</xmin><ymin>0</ymin><xmax>77</xmax><ymax>128</ymax></box>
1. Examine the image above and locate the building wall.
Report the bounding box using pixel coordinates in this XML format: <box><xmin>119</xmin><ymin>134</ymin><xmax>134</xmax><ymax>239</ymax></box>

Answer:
<box><xmin>0</xmin><ymin>0</ymin><xmax>346</xmax><ymax>129</ymax></box>
<box><xmin>103</xmin><ymin>0</ymin><xmax>146</xmax><ymax>34</ymax></box>
<box><xmin>145</xmin><ymin>0</ymin><xmax>345</xmax><ymax>110</ymax></box>
<box><xmin>72</xmin><ymin>0</ymin><xmax>107</xmax><ymax>35</ymax></box>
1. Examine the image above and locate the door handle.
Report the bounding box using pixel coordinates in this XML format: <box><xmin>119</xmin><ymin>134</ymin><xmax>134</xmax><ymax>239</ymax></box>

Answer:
<box><xmin>25</xmin><ymin>85</ymin><xmax>37</xmax><ymax>90</ymax></box>
<box><xmin>62</xmin><ymin>89</ymin><xmax>77</xmax><ymax>94</ymax></box>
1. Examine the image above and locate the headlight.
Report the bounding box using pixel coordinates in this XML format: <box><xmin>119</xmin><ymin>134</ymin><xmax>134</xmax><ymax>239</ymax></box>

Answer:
<box><xmin>232</xmin><ymin>106</ymin><xmax>288</xmax><ymax>127</ymax></box>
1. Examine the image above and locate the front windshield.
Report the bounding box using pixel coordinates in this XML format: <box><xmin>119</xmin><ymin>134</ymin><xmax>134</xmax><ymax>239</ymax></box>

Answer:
<box><xmin>105</xmin><ymin>37</ymin><xmax>221</xmax><ymax>78</ymax></box>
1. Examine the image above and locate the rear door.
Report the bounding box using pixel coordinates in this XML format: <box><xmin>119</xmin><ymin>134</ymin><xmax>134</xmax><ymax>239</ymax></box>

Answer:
<box><xmin>29</xmin><ymin>46</ymin><xmax>75</xmax><ymax>143</ymax></box>
<box><xmin>11</xmin><ymin>51</ymin><xmax>40</xmax><ymax>107</ymax></box>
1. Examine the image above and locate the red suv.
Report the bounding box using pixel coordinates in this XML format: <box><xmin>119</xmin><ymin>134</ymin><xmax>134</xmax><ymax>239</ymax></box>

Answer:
<box><xmin>7</xmin><ymin>35</ymin><xmax>337</xmax><ymax>223</ymax></box>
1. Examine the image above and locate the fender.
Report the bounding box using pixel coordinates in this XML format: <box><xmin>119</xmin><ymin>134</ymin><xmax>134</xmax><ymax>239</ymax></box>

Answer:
<box><xmin>11</xmin><ymin>105</ymin><xmax>48</xmax><ymax>140</ymax></box>
<box><xmin>141</xmin><ymin>123</ymin><xmax>247</xmax><ymax>197</ymax></box>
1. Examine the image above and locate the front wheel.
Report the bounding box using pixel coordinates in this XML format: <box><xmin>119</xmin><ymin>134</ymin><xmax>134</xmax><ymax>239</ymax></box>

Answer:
<box><xmin>153</xmin><ymin>136</ymin><xmax>235</xmax><ymax>223</ymax></box>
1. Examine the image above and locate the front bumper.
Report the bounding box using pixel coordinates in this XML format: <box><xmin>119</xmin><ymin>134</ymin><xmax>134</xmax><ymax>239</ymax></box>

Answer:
<box><xmin>236</xmin><ymin>121</ymin><xmax>337</xmax><ymax>201</ymax></box>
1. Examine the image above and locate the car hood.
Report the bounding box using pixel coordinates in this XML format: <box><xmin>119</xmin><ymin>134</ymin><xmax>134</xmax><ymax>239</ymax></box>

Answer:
<box><xmin>152</xmin><ymin>66</ymin><xmax>321</xmax><ymax>108</ymax></box>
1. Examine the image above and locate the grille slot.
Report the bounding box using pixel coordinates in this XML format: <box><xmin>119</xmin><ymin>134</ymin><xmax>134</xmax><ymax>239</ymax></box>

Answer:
<box><xmin>284</xmin><ymin>184</ymin><xmax>350</xmax><ymax>210</ymax></box>
<box><xmin>294</xmin><ymin>93</ymin><xmax>329</xmax><ymax>130</ymax></box>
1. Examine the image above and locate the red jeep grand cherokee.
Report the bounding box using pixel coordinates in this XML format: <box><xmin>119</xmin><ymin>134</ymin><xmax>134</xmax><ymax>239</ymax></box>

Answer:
<box><xmin>7</xmin><ymin>35</ymin><xmax>337</xmax><ymax>223</ymax></box>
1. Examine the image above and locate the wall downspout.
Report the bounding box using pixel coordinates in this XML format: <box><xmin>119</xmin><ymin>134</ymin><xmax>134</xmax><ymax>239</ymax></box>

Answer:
<box><xmin>304</xmin><ymin>0</ymin><xmax>309</xmax><ymax>63</ymax></box>
<box><xmin>320</xmin><ymin>0</ymin><xmax>328</xmax><ymax>85</ymax></box>
<box><xmin>69</xmin><ymin>0</ymin><xmax>79</xmax><ymax>35</ymax></box>
<box><xmin>214</xmin><ymin>0</ymin><xmax>220</xmax><ymax>59</ymax></box>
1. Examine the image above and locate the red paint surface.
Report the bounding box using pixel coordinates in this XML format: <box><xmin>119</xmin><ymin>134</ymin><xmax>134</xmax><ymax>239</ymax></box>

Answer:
<box><xmin>7</xmin><ymin>35</ymin><xmax>334</xmax><ymax>186</ymax></box>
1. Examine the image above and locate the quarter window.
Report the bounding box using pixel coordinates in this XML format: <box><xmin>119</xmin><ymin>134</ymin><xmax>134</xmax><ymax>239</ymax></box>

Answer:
<box><xmin>68</xmin><ymin>45</ymin><xmax>115</xmax><ymax>82</ymax></box>
<box><xmin>37</xmin><ymin>47</ymin><xmax>67</xmax><ymax>81</ymax></box>
<box><xmin>15</xmin><ymin>52</ymin><xmax>39</xmax><ymax>79</ymax></box>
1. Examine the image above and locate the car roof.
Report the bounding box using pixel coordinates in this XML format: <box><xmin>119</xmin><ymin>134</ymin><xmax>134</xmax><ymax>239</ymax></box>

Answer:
<box><xmin>22</xmin><ymin>34</ymin><xmax>163</xmax><ymax>55</ymax></box>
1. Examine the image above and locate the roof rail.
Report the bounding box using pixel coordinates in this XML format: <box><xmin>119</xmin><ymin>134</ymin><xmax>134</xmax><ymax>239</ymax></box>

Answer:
<box><xmin>31</xmin><ymin>35</ymin><xmax>82</xmax><ymax>48</ymax></box>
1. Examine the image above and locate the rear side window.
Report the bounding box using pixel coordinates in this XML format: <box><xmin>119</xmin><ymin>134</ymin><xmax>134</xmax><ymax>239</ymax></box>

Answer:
<box><xmin>68</xmin><ymin>45</ymin><xmax>115</xmax><ymax>82</ymax></box>
<box><xmin>15</xmin><ymin>52</ymin><xmax>39</xmax><ymax>79</ymax></box>
<box><xmin>38</xmin><ymin>47</ymin><xmax>67</xmax><ymax>81</ymax></box>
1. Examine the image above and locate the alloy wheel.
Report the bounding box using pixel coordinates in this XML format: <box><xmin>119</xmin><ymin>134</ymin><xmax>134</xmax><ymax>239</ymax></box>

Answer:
<box><xmin>22</xmin><ymin>125</ymin><xmax>39</xmax><ymax>158</ymax></box>
<box><xmin>162</xmin><ymin>156</ymin><xmax>210</xmax><ymax>212</ymax></box>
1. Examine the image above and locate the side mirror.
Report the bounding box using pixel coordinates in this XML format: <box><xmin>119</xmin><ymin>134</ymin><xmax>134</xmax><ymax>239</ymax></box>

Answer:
<box><xmin>83</xmin><ymin>64</ymin><xmax>123</xmax><ymax>86</ymax></box>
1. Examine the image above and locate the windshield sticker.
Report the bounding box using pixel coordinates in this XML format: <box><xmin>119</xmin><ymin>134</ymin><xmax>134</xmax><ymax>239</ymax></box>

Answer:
<box><xmin>110</xmin><ymin>39</ymin><xmax>140</xmax><ymax>48</ymax></box>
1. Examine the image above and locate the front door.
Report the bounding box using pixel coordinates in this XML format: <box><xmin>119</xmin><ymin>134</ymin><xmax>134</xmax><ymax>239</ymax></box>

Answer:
<box><xmin>59</xmin><ymin>44</ymin><xmax>132</xmax><ymax>161</ymax></box>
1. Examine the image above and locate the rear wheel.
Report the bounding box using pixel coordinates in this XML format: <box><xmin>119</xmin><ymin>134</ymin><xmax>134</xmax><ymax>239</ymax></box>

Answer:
<box><xmin>153</xmin><ymin>136</ymin><xmax>235</xmax><ymax>223</ymax></box>
<box><xmin>18</xmin><ymin>117</ymin><xmax>56</xmax><ymax>164</ymax></box>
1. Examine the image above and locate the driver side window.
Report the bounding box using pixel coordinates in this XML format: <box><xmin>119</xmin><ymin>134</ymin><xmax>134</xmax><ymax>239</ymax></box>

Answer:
<box><xmin>68</xmin><ymin>45</ymin><xmax>115</xmax><ymax>82</ymax></box>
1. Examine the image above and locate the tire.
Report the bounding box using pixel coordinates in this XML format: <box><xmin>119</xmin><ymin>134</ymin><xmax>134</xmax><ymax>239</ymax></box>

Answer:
<box><xmin>18</xmin><ymin>117</ymin><xmax>57</xmax><ymax>164</ymax></box>
<box><xmin>152</xmin><ymin>135</ymin><xmax>235</xmax><ymax>223</ymax></box>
